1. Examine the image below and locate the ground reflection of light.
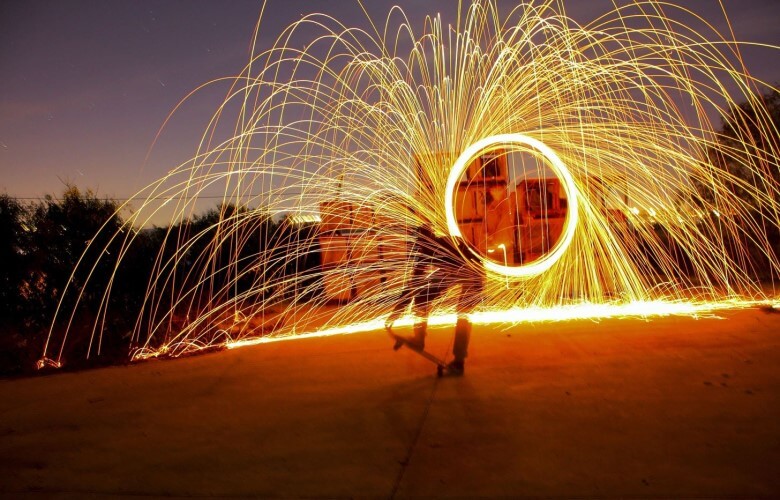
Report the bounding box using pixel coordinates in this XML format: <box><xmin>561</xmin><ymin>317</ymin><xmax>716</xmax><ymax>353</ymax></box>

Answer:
<box><xmin>219</xmin><ymin>299</ymin><xmax>766</xmax><ymax>354</ymax></box>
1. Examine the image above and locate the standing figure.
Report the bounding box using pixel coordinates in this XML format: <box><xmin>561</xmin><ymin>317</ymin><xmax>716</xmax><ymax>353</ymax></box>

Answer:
<box><xmin>384</xmin><ymin>220</ymin><xmax>436</xmax><ymax>348</ymax></box>
<box><xmin>431</xmin><ymin>233</ymin><xmax>484</xmax><ymax>374</ymax></box>
<box><xmin>386</xmin><ymin>219</ymin><xmax>484</xmax><ymax>375</ymax></box>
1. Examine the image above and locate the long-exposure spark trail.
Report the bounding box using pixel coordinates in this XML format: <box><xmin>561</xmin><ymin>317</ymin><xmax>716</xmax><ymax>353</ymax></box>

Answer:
<box><xmin>40</xmin><ymin>0</ymin><xmax>780</xmax><ymax>366</ymax></box>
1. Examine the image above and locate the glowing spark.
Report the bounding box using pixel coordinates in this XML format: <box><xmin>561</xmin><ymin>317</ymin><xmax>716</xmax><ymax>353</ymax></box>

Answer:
<box><xmin>227</xmin><ymin>299</ymin><xmax>759</xmax><ymax>352</ymax></box>
<box><xmin>40</xmin><ymin>0</ymin><xmax>780</xmax><ymax>367</ymax></box>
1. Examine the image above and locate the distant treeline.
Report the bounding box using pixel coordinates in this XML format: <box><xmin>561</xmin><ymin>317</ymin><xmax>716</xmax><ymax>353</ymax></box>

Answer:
<box><xmin>0</xmin><ymin>187</ymin><xmax>319</xmax><ymax>376</ymax></box>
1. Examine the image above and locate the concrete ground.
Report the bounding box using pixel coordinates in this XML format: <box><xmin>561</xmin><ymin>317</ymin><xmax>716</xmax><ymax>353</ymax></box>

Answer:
<box><xmin>1</xmin><ymin>307</ymin><xmax>779</xmax><ymax>498</ymax></box>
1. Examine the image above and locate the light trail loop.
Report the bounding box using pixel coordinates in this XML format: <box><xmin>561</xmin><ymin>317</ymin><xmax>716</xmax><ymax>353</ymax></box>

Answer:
<box><xmin>444</xmin><ymin>133</ymin><xmax>579</xmax><ymax>278</ymax></box>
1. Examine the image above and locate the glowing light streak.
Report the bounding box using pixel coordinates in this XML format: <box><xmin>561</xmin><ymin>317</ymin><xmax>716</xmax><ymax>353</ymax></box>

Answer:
<box><xmin>39</xmin><ymin>0</ymin><xmax>780</xmax><ymax>367</ymax></box>
<box><xmin>208</xmin><ymin>299</ymin><xmax>763</xmax><ymax>355</ymax></box>
<box><xmin>445</xmin><ymin>133</ymin><xmax>579</xmax><ymax>278</ymax></box>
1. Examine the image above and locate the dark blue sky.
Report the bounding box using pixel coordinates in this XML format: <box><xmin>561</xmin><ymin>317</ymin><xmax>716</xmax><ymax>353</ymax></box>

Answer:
<box><xmin>1</xmin><ymin>0</ymin><xmax>778</xmax><ymax>205</ymax></box>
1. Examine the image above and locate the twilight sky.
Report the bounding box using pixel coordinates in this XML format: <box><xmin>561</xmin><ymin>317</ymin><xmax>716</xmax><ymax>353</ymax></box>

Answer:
<box><xmin>1</xmin><ymin>0</ymin><xmax>778</xmax><ymax>214</ymax></box>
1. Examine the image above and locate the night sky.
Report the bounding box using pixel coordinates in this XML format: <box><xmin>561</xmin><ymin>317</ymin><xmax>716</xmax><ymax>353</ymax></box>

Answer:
<box><xmin>1</xmin><ymin>0</ymin><xmax>778</xmax><ymax>213</ymax></box>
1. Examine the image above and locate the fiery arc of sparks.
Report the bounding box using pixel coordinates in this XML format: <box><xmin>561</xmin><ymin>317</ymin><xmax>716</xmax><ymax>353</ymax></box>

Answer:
<box><xmin>40</xmin><ymin>0</ymin><xmax>780</xmax><ymax>367</ymax></box>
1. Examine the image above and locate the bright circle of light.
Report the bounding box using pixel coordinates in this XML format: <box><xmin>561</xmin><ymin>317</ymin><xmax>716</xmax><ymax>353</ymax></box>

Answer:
<box><xmin>444</xmin><ymin>133</ymin><xmax>579</xmax><ymax>278</ymax></box>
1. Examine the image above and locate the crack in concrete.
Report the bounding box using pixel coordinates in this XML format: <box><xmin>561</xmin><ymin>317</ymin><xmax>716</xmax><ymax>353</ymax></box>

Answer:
<box><xmin>389</xmin><ymin>376</ymin><xmax>440</xmax><ymax>499</ymax></box>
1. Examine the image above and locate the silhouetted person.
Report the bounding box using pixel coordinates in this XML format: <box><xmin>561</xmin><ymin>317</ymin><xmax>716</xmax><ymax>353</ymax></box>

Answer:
<box><xmin>385</xmin><ymin>220</ymin><xmax>436</xmax><ymax>339</ymax></box>
<box><xmin>386</xmin><ymin>220</ymin><xmax>484</xmax><ymax>375</ymax></box>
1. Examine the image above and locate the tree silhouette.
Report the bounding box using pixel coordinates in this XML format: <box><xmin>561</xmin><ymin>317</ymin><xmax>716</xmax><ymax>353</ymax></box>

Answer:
<box><xmin>698</xmin><ymin>87</ymin><xmax>780</xmax><ymax>278</ymax></box>
<box><xmin>698</xmin><ymin>88</ymin><xmax>780</xmax><ymax>206</ymax></box>
<box><xmin>0</xmin><ymin>195</ymin><xmax>26</xmax><ymax>322</ymax></box>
